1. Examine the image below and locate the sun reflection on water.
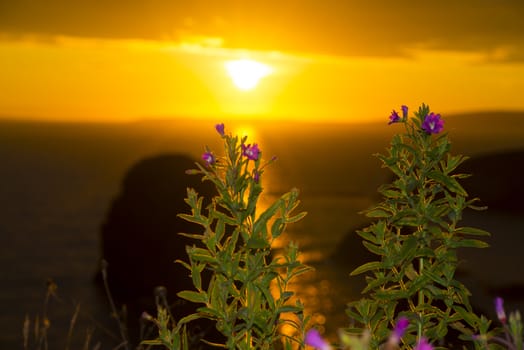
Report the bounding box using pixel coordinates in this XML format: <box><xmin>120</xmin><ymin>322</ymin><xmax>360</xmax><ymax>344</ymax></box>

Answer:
<box><xmin>228</xmin><ymin>123</ymin><xmax>334</xmax><ymax>343</ymax></box>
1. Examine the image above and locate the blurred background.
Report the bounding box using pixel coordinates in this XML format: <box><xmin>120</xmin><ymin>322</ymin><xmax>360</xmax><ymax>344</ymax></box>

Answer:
<box><xmin>1</xmin><ymin>1</ymin><xmax>524</xmax><ymax>348</ymax></box>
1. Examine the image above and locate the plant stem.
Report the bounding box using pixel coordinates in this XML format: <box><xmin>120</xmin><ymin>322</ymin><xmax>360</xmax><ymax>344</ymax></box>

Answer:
<box><xmin>418</xmin><ymin>256</ymin><xmax>424</xmax><ymax>340</ymax></box>
<box><xmin>100</xmin><ymin>260</ymin><xmax>130</xmax><ymax>350</ymax></box>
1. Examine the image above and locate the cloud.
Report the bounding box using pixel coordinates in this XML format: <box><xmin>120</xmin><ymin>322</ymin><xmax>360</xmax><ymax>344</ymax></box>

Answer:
<box><xmin>1</xmin><ymin>0</ymin><xmax>524</xmax><ymax>61</ymax></box>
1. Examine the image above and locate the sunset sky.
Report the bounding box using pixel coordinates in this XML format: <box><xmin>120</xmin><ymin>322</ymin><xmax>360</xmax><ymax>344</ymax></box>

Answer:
<box><xmin>1</xmin><ymin>1</ymin><xmax>524</xmax><ymax>123</ymax></box>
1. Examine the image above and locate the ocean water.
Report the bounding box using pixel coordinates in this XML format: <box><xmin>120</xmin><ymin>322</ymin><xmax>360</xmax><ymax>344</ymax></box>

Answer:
<box><xmin>1</xmin><ymin>115</ymin><xmax>524</xmax><ymax>348</ymax></box>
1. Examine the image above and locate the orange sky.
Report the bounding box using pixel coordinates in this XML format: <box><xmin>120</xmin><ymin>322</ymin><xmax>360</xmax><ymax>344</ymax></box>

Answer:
<box><xmin>1</xmin><ymin>2</ymin><xmax>524</xmax><ymax>123</ymax></box>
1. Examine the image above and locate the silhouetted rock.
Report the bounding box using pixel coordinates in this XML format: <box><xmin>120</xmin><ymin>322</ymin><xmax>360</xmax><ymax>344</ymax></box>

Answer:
<box><xmin>98</xmin><ymin>153</ymin><xmax>221</xmax><ymax>348</ymax></box>
<box><xmin>459</xmin><ymin>150</ymin><xmax>524</xmax><ymax>212</ymax></box>
<box><xmin>330</xmin><ymin>222</ymin><xmax>375</xmax><ymax>269</ymax></box>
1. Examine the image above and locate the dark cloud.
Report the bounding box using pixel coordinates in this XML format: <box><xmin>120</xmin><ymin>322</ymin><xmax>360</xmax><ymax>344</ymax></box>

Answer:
<box><xmin>1</xmin><ymin>0</ymin><xmax>524</xmax><ymax>60</ymax></box>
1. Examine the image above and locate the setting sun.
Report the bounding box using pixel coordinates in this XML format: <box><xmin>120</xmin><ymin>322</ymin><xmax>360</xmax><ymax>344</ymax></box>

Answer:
<box><xmin>225</xmin><ymin>59</ymin><xmax>272</xmax><ymax>91</ymax></box>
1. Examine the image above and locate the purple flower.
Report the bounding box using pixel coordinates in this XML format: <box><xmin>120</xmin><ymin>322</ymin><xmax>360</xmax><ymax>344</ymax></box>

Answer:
<box><xmin>388</xmin><ymin>110</ymin><xmax>401</xmax><ymax>125</ymax></box>
<box><xmin>414</xmin><ymin>337</ymin><xmax>433</xmax><ymax>350</ymax></box>
<box><xmin>253</xmin><ymin>170</ymin><xmax>260</xmax><ymax>183</ymax></box>
<box><xmin>388</xmin><ymin>316</ymin><xmax>409</xmax><ymax>345</ymax></box>
<box><xmin>241</xmin><ymin>143</ymin><xmax>260</xmax><ymax>161</ymax></box>
<box><xmin>495</xmin><ymin>297</ymin><xmax>507</xmax><ymax>324</ymax></box>
<box><xmin>215</xmin><ymin>123</ymin><xmax>225</xmax><ymax>136</ymax></box>
<box><xmin>421</xmin><ymin>112</ymin><xmax>444</xmax><ymax>134</ymax></box>
<box><xmin>401</xmin><ymin>105</ymin><xmax>408</xmax><ymax>119</ymax></box>
<box><xmin>305</xmin><ymin>329</ymin><xmax>331</xmax><ymax>350</ymax></box>
<box><xmin>202</xmin><ymin>151</ymin><xmax>215</xmax><ymax>166</ymax></box>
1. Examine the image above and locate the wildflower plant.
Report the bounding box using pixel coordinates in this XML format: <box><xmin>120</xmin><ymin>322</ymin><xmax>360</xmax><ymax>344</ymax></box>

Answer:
<box><xmin>346</xmin><ymin>104</ymin><xmax>491</xmax><ymax>348</ymax></box>
<box><xmin>306</xmin><ymin>316</ymin><xmax>435</xmax><ymax>350</ymax></box>
<box><xmin>473</xmin><ymin>297</ymin><xmax>524</xmax><ymax>350</ymax></box>
<box><xmin>165</xmin><ymin>123</ymin><xmax>311</xmax><ymax>349</ymax></box>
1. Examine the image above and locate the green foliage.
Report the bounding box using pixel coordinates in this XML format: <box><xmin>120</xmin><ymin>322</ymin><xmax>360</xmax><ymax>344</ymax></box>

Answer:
<box><xmin>346</xmin><ymin>104</ymin><xmax>490</xmax><ymax>348</ymax></box>
<box><xmin>472</xmin><ymin>305</ymin><xmax>524</xmax><ymax>350</ymax></box>
<box><xmin>141</xmin><ymin>308</ymin><xmax>190</xmax><ymax>350</ymax></box>
<box><xmin>164</xmin><ymin>126</ymin><xmax>311</xmax><ymax>349</ymax></box>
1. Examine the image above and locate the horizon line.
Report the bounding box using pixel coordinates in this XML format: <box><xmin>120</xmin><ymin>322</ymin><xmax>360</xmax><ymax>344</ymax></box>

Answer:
<box><xmin>1</xmin><ymin>108</ymin><xmax>524</xmax><ymax>126</ymax></box>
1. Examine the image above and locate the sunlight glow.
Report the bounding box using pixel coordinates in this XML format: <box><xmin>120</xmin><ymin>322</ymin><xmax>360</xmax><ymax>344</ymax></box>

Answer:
<box><xmin>231</xmin><ymin>125</ymin><xmax>258</xmax><ymax>140</ymax></box>
<box><xmin>225</xmin><ymin>59</ymin><xmax>272</xmax><ymax>91</ymax></box>
<box><xmin>2</xmin><ymin>35</ymin><xmax>524</xmax><ymax>123</ymax></box>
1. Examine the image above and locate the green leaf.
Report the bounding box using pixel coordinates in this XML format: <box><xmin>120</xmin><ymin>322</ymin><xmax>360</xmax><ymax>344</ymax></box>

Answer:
<box><xmin>405</xmin><ymin>263</ymin><xmax>418</xmax><ymax>280</ymax></box>
<box><xmin>191</xmin><ymin>263</ymin><xmax>205</xmax><ymax>291</ymax></box>
<box><xmin>407</xmin><ymin>275</ymin><xmax>431</xmax><ymax>295</ymax></box>
<box><xmin>286</xmin><ymin>265</ymin><xmax>313</xmax><ymax>280</ymax></box>
<box><xmin>454</xmin><ymin>226</ymin><xmax>491</xmax><ymax>237</ymax></box>
<box><xmin>392</xmin><ymin>209</ymin><xmax>421</xmax><ymax>226</ymax></box>
<box><xmin>416</xmin><ymin>248</ymin><xmax>437</xmax><ymax>258</ymax></box>
<box><xmin>374</xmin><ymin>289</ymin><xmax>406</xmax><ymax>301</ymax></box>
<box><xmin>258</xmin><ymin>284</ymin><xmax>275</xmax><ymax>310</ymax></box>
<box><xmin>178</xmin><ymin>312</ymin><xmax>204</xmax><ymax>325</ymax></box>
<box><xmin>205</xmin><ymin>231</ymin><xmax>217</xmax><ymax>251</ymax></box>
<box><xmin>140</xmin><ymin>339</ymin><xmax>163</xmax><ymax>346</ymax></box>
<box><xmin>398</xmin><ymin>142</ymin><xmax>418</xmax><ymax>157</ymax></box>
<box><xmin>350</xmin><ymin>261</ymin><xmax>382</xmax><ymax>276</ymax></box>
<box><xmin>208</xmin><ymin>279</ymin><xmax>223</xmax><ymax>311</ymax></box>
<box><xmin>444</xmin><ymin>154</ymin><xmax>469</xmax><ymax>174</ymax></box>
<box><xmin>286</xmin><ymin>210</ymin><xmax>307</xmax><ymax>223</ymax></box>
<box><xmin>188</xmin><ymin>247</ymin><xmax>218</xmax><ymax>264</ymax></box>
<box><xmin>280</xmin><ymin>291</ymin><xmax>294</xmax><ymax>301</ymax></box>
<box><xmin>357</xmin><ymin>229</ymin><xmax>379</xmax><ymax>245</ymax></box>
<box><xmin>253</xmin><ymin>197</ymin><xmax>282</xmax><ymax>234</ymax></box>
<box><xmin>427</xmin><ymin>170</ymin><xmax>468</xmax><ymax>196</ymax></box>
<box><xmin>277</xmin><ymin>305</ymin><xmax>303</xmax><ymax>314</ymax></box>
<box><xmin>178</xmin><ymin>231</ymin><xmax>206</xmax><ymax>240</ymax></box>
<box><xmin>435</xmin><ymin>317</ymin><xmax>449</xmax><ymax>339</ymax></box>
<box><xmin>270</xmin><ymin>217</ymin><xmax>285</xmax><ymax>239</ymax></box>
<box><xmin>422</xmin><ymin>268</ymin><xmax>448</xmax><ymax>287</ymax></box>
<box><xmin>448</xmin><ymin>239</ymin><xmax>489</xmax><ymax>249</ymax></box>
<box><xmin>253</xmin><ymin>311</ymin><xmax>273</xmax><ymax>332</ymax></box>
<box><xmin>362</xmin><ymin>274</ymin><xmax>388</xmax><ymax>293</ymax></box>
<box><xmin>453</xmin><ymin>305</ymin><xmax>481</xmax><ymax>328</ymax></box>
<box><xmin>362</xmin><ymin>241</ymin><xmax>383</xmax><ymax>256</ymax></box>
<box><xmin>246</xmin><ymin>236</ymin><xmax>269</xmax><ymax>249</ymax></box>
<box><xmin>348</xmin><ymin>298</ymin><xmax>377</xmax><ymax>323</ymax></box>
<box><xmin>196</xmin><ymin>306</ymin><xmax>222</xmax><ymax>319</ymax></box>
<box><xmin>398</xmin><ymin>235</ymin><xmax>418</xmax><ymax>262</ymax></box>
<box><xmin>396</xmin><ymin>217</ymin><xmax>421</xmax><ymax>227</ymax></box>
<box><xmin>178</xmin><ymin>213</ymin><xmax>206</xmax><ymax>225</ymax></box>
<box><xmin>380</xmin><ymin>189</ymin><xmax>403</xmax><ymax>199</ymax></box>
<box><xmin>366</xmin><ymin>209</ymin><xmax>390</xmax><ymax>218</ymax></box>
<box><xmin>175</xmin><ymin>259</ymin><xmax>191</xmax><ymax>271</ymax></box>
<box><xmin>177</xmin><ymin>290</ymin><xmax>208</xmax><ymax>304</ymax></box>
<box><xmin>368</xmin><ymin>220</ymin><xmax>387</xmax><ymax>242</ymax></box>
<box><xmin>214</xmin><ymin>211</ymin><xmax>237</xmax><ymax>225</ymax></box>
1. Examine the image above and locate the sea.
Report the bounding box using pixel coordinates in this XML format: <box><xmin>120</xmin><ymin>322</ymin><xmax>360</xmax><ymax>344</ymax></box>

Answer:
<box><xmin>2</xmin><ymin>114</ymin><xmax>524</xmax><ymax>349</ymax></box>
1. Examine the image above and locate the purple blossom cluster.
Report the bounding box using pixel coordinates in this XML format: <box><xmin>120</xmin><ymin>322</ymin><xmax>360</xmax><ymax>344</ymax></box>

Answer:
<box><xmin>388</xmin><ymin>104</ymin><xmax>444</xmax><ymax>134</ymax></box>
<box><xmin>304</xmin><ymin>329</ymin><xmax>331</xmax><ymax>350</ymax></box>
<box><xmin>201</xmin><ymin>123</ymin><xmax>262</xmax><ymax>166</ymax></box>
<box><xmin>305</xmin><ymin>316</ymin><xmax>434</xmax><ymax>350</ymax></box>
<box><xmin>388</xmin><ymin>110</ymin><xmax>401</xmax><ymax>125</ymax></box>
<box><xmin>215</xmin><ymin>123</ymin><xmax>225</xmax><ymax>136</ymax></box>
<box><xmin>202</xmin><ymin>151</ymin><xmax>215</xmax><ymax>166</ymax></box>
<box><xmin>388</xmin><ymin>316</ymin><xmax>409</xmax><ymax>345</ymax></box>
<box><xmin>388</xmin><ymin>104</ymin><xmax>408</xmax><ymax>125</ymax></box>
<box><xmin>201</xmin><ymin>123</ymin><xmax>225</xmax><ymax>166</ymax></box>
<box><xmin>495</xmin><ymin>296</ymin><xmax>507</xmax><ymax>324</ymax></box>
<box><xmin>421</xmin><ymin>112</ymin><xmax>444</xmax><ymax>134</ymax></box>
<box><xmin>241</xmin><ymin>143</ymin><xmax>260</xmax><ymax>161</ymax></box>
